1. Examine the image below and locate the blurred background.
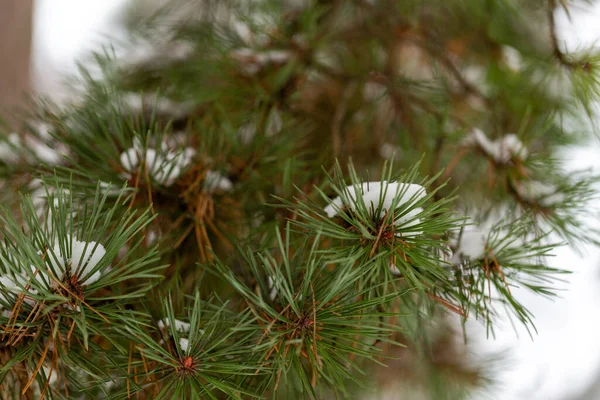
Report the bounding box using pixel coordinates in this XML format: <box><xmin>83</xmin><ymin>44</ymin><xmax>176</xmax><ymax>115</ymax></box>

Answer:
<box><xmin>3</xmin><ymin>0</ymin><xmax>600</xmax><ymax>398</ymax></box>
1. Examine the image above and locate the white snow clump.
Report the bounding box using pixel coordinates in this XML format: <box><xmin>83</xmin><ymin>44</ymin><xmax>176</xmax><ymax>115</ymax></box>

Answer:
<box><xmin>465</xmin><ymin>128</ymin><xmax>527</xmax><ymax>164</ymax></box>
<box><xmin>324</xmin><ymin>181</ymin><xmax>427</xmax><ymax>236</ymax></box>
<box><xmin>204</xmin><ymin>170</ymin><xmax>233</xmax><ymax>193</ymax></box>
<box><xmin>120</xmin><ymin>138</ymin><xmax>196</xmax><ymax>187</ymax></box>
<box><xmin>47</xmin><ymin>235</ymin><xmax>107</xmax><ymax>287</ymax></box>
<box><xmin>157</xmin><ymin>318</ymin><xmax>191</xmax><ymax>333</ymax></box>
<box><xmin>515</xmin><ymin>180</ymin><xmax>566</xmax><ymax>207</ymax></box>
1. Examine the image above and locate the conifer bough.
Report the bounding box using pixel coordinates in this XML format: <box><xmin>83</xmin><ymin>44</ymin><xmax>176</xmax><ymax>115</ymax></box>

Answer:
<box><xmin>0</xmin><ymin>0</ymin><xmax>599</xmax><ymax>398</ymax></box>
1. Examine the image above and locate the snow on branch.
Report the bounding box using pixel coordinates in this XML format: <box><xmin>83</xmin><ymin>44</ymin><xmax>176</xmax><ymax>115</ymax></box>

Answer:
<box><xmin>465</xmin><ymin>128</ymin><xmax>527</xmax><ymax>164</ymax></box>
<box><xmin>120</xmin><ymin>138</ymin><xmax>196</xmax><ymax>187</ymax></box>
<box><xmin>325</xmin><ymin>181</ymin><xmax>427</xmax><ymax>236</ymax></box>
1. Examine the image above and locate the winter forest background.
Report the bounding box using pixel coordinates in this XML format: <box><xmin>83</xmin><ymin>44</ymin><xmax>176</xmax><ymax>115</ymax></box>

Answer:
<box><xmin>3</xmin><ymin>0</ymin><xmax>600</xmax><ymax>399</ymax></box>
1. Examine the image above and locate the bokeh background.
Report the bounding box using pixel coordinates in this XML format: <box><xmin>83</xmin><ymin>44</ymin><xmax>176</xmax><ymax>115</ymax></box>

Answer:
<box><xmin>13</xmin><ymin>1</ymin><xmax>600</xmax><ymax>398</ymax></box>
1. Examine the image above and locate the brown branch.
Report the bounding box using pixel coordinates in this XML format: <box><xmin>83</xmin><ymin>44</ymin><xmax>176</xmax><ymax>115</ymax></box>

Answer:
<box><xmin>331</xmin><ymin>83</ymin><xmax>355</xmax><ymax>158</ymax></box>
<box><xmin>369</xmin><ymin>211</ymin><xmax>390</xmax><ymax>258</ymax></box>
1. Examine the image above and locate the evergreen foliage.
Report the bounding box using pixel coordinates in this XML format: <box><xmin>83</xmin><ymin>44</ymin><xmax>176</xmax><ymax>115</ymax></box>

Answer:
<box><xmin>1</xmin><ymin>0</ymin><xmax>600</xmax><ymax>398</ymax></box>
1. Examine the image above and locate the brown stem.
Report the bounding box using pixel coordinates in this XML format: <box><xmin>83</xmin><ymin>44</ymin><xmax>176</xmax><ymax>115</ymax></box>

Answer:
<box><xmin>441</xmin><ymin>147</ymin><xmax>470</xmax><ymax>181</ymax></box>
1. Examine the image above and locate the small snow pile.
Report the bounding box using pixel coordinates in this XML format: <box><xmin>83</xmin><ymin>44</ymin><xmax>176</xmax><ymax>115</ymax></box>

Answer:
<box><xmin>179</xmin><ymin>338</ymin><xmax>190</xmax><ymax>353</ymax></box>
<box><xmin>0</xmin><ymin>132</ymin><xmax>67</xmax><ymax>166</ymax></box>
<box><xmin>161</xmin><ymin>131</ymin><xmax>191</xmax><ymax>149</ymax></box>
<box><xmin>158</xmin><ymin>318</ymin><xmax>191</xmax><ymax>333</ymax></box>
<box><xmin>31</xmin><ymin>122</ymin><xmax>53</xmax><ymax>140</ymax></box>
<box><xmin>157</xmin><ymin>317</ymin><xmax>202</xmax><ymax>354</ymax></box>
<box><xmin>0</xmin><ymin>269</ymin><xmax>37</xmax><ymax>307</ymax></box>
<box><xmin>204</xmin><ymin>170</ymin><xmax>233</xmax><ymax>193</ymax></box>
<box><xmin>515</xmin><ymin>180</ymin><xmax>566</xmax><ymax>207</ymax></box>
<box><xmin>47</xmin><ymin>235</ymin><xmax>108</xmax><ymax>287</ymax></box>
<box><xmin>0</xmin><ymin>252</ymin><xmax>44</xmax><ymax>307</ymax></box>
<box><xmin>462</xmin><ymin>66</ymin><xmax>489</xmax><ymax>94</ymax></box>
<box><xmin>230</xmin><ymin>48</ymin><xmax>293</xmax><ymax>76</ymax></box>
<box><xmin>451</xmin><ymin>226</ymin><xmax>488</xmax><ymax>264</ymax></box>
<box><xmin>502</xmin><ymin>46</ymin><xmax>523</xmax><ymax>72</ymax></box>
<box><xmin>24</xmin><ymin>136</ymin><xmax>65</xmax><ymax>165</ymax></box>
<box><xmin>227</xmin><ymin>9</ymin><xmax>296</xmax><ymax>76</ymax></box>
<box><xmin>389</xmin><ymin>263</ymin><xmax>402</xmax><ymax>276</ymax></box>
<box><xmin>267</xmin><ymin>276</ymin><xmax>279</xmax><ymax>301</ymax></box>
<box><xmin>145</xmin><ymin>229</ymin><xmax>161</xmax><ymax>246</ymax></box>
<box><xmin>120</xmin><ymin>138</ymin><xmax>196</xmax><ymax>187</ymax></box>
<box><xmin>27</xmin><ymin>121</ymin><xmax>68</xmax><ymax>164</ymax></box>
<box><xmin>465</xmin><ymin>128</ymin><xmax>527</xmax><ymax>164</ymax></box>
<box><xmin>325</xmin><ymin>181</ymin><xmax>427</xmax><ymax>236</ymax></box>
<box><xmin>0</xmin><ymin>275</ymin><xmax>22</xmax><ymax>302</ymax></box>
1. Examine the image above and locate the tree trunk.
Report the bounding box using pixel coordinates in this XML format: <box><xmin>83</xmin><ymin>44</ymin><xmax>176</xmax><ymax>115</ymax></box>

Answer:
<box><xmin>0</xmin><ymin>0</ymin><xmax>33</xmax><ymax>124</ymax></box>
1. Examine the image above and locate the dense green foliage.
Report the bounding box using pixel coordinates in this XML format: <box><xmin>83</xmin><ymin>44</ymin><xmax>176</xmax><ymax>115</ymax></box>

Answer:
<box><xmin>1</xmin><ymin>0</ymin><xmax>599</xmax><ymax>398</ymax></box>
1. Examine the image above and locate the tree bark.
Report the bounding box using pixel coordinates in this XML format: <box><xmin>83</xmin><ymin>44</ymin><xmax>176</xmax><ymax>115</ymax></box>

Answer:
<box><xmin>0</xmin><ymin>0</ymin><xmax>33</xmax><ymax>124</ymax></box>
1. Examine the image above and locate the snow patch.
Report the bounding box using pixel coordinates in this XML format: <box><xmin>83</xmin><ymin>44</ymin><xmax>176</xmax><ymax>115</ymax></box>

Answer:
<box><xmin>47</xmin><ymin>235</ymin><xmax>107</xmax><ymax>286</ymax></box>
<box><xmin>204</xmin><ymin>170</ymin><xmax>233</xmax><ymax>193</ymax></box>
<box><xmin>516</xmin><ymin>180</ymin><xmax>566</xmax><ymax>207</ymax></box>
<box><xmin>158</xmin><ymin>318</ymin><xmax>191</xmax><ymax>333</ymax></box>
<box><xmin>451</xmin><ymin>226</ymin><xmax>488</xmax><ymax>263</ymax></box>
<box><xmin>119</xmin><ymin>138</ymin><xmax>195</xmax><ymax>187</ymax></box>
<box><xmin>465</xmin><ymin>128</ymin><xmax>527</xmax><ymax>164</ymax></box>
<box><xmin>179</xmin><ymin>337</ymin><xmax>190</xmax><ymax>353</ymax></box>
<box><xmin>324</xmin><ymin>181</ymin><xmax>427</xmax><ymax>236</ymax></box>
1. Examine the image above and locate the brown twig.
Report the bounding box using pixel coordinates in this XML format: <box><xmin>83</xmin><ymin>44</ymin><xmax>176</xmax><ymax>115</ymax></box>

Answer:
<box><xmin>370</xmin><ymin>211</ymin><xmax>390</xmax><ymax>258</ymax></box>
<box><xmin>331</xmin><ymin>83</ymin><xmax>355</xmax><ymax>158</ymax></box>
<box><xmin>22</xmin><ymin>338</ymin><xmax>51</xmax><ymax>394</ymax></box>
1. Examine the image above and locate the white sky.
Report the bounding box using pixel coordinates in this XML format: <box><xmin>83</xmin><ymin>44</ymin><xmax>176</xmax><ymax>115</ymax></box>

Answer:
<box><xmin>32</xmin><ymin>1</ymin><xmax>600</xmax><ymax>399</ymax></box>
<box><xmin>32</xmin><ymin>0</ymin><xmax>126</xmax><ymax>100</ymax></box>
